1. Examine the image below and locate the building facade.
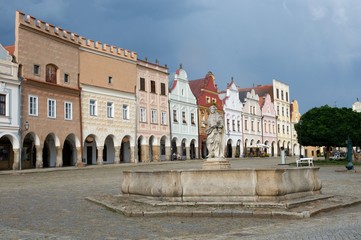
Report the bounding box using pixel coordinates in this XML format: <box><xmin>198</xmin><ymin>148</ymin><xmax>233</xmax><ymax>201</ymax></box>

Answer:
<box><xmin>79</xmin><ymin>38</ymin><xmax>138</xmax><ymax>165</ymax></box>
<box><xmin>189</xmin><ymin>71</ymin><xmax>223</xmax><ymax>159</ymax></box>
<box><xmin>0</xmin><ymin>44</ymin><xmax>21</xmax><ymax>170</ymax></box>
<box><xmin>15</xmin><ymin>11</ymin><xmax>82</xmax><ymax>169</ymax></box>
<box><xmin>169</xmin><ymin>66</ymin><xmax>198</xmax><ymax>160</ymax></box>
<box><xmin>136</xmin><ymin>59</ymin><xmax>170</xmax><ymax>162</ymax></box>
<box><xmin>272</xmin><ymin>79</ymin><xmax>292</xmax><ymax>155</ymax></box>
<box><xmin>219</xmin><ymin>79</ymin><xmax>243</xmax><ymax>158</ymax></box>
<box><xmin>260</xmin><ymin>93</ymin><xmax>277</xmax><ymax>156</ymax></box>
<box><xmin>290</xmin><ymin>99</ymin><xmax>302</xmax><ymax>157</ymax></box>
<box><xmin>239</xmin><ymin>89</ymin><xmax>263</xmax><ymax>157</ymax></box>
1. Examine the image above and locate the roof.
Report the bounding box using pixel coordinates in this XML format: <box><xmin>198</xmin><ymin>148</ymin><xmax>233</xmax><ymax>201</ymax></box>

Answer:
<box><xmin>238</xmin><ymin>84</ymin><xmax>274</xmax><ymax>101</ymax></box>
<box><xmin>4</xmin><ymin>45</ymin><xmax>15</xmax><ymax>55</ymax></box>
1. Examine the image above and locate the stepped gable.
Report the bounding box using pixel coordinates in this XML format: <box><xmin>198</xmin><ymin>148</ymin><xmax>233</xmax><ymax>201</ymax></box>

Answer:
<box><xmin>238</xmin><ymin>84</ymin><xmax>273</xmax><ymax>102</ymax></box>
<box><xmin>16</xmin><ymin>11</ymin><xmax>137</xmax><ymax>61</ymax></box>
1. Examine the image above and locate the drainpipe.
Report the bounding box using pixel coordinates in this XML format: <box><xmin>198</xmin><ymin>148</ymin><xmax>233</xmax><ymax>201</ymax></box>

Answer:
<box><xmin>134</xmin><ymin>85</ymin><xmax>138</xmax><ymax>163</ymax></box>
<box><xmin>78</xmin><ymin>73</ymin><xmax>83</xmax><ymax>165</ymax></box>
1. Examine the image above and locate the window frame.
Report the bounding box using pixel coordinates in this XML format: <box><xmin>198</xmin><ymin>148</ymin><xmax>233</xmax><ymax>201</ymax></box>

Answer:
<box><xmin>64</xmin><ymin>101</ymin><xmax>73</xmax><ymax>120</ymax></box>
<box><xmin>151</xmin><ymin>109</ymin><xmax>157</xmax><ymax>123</ymax></box>
<box><xmin>0</xmin><ymin>94</ymin><xmax>6</xmax><ymax>116</ymax></box>
<box><xmin>107</xmin><ymin>102</ymin><xmax>114</xmax><ymax>118</ymax></box>
<box><xmin>140</xmin><ymin>107</ymin><xmax>146</xmax><ymax>122</ymax></box>
<box><xmin>29</xmin><ymin>95</ymin><xmax>38</xmax><ymax>116</ymax></box>
<box><xmin>89</xmin><ymin>99</ymin><xmax>97</xmax><ymax>116</ymax></box>
<box><xmin>122</xmin><ymin>104</ymin><xmax>129</xmax><ymax>120</ymax></box>
<box><xmin>47</xmin><ymin>98</ymin><xmax>56</xmax><ymax>118</ymax></box>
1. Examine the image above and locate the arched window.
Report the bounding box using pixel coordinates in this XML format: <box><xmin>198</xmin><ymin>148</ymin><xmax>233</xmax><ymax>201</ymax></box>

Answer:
<box><xmin>46</xmin><ymin>64</ymin><xmax>57</xmax><ymax>83</ymax></box>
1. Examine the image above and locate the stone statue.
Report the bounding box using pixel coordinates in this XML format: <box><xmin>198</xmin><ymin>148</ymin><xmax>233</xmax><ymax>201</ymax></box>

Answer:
<box><xmin>203</xmin><ymin>105</ymin><xmax>224</xmax><ymax>158</ymax></box>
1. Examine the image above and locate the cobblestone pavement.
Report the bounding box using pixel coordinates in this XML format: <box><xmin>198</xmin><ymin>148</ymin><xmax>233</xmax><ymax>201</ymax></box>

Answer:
<box><xmin>1</xmin><ymin>157</ymin><xmax>361</xmax><ymax>239</ymax></box>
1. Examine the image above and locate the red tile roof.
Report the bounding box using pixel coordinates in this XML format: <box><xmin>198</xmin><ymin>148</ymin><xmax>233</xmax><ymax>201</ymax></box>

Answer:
<box><xmin>4</xmin><ymin>45</ymin><xmax>15</xmax><ymax>55</ymax></box>
<box><xmin>238</xmin><ymin>84</ymin><xmax>274</xmax><ymax>101</ymax></box>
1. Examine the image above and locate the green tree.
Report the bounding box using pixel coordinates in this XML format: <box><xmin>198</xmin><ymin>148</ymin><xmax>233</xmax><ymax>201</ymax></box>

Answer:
<box><xmin>294</xmin><ymin>105</ymin><xmax>361</xmax><ymax>159</ymax></box>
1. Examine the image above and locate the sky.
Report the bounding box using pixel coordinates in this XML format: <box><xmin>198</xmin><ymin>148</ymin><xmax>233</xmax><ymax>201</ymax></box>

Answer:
<box><xmin>1</xmin><ymin>0</ymin><xmax>361</xmax><ymax>114</ymax></box>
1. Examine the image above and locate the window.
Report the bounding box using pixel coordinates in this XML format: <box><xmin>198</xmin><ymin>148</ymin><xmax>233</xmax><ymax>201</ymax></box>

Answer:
<box><xmin>206</xmin><ymin>96</ymin><xmax>211</xmax><ymax>104</ymax></box>
<box><xmin>0</xmin><ymin>94</ymin><xmax>5</xmax><ymax>116</ymax></box>
<box><xmin>48</xmin><ymin>99</ymin><xmax>56</xmax><ymax>118</ymax></box>
<box><xmin>287</xmin><ymin>126</ymin><xmax>289</xmax><ymax>135</ymax></box>
<box><xmin>161</xmin><ymin>111</ymin><xmax>167</xmax><ymax>125</ymax></box>
<box><xmin>64</xmin><ymin>73</ymin><xmax>69</xmax><ymax>83</ymax></box>
<box><xmin>151</xmin><ymin>80</ymin><xmax>156</xmax><ymax>93</ymax></box>
<box><xmin>151</xmin><ymin>109</ymin><xmax>157</xmax><ymax>123</ymax></box>
<box><xmin>140</xmin><ymin>78</ymin><xmax>145</xmax><ymax>91</ymax></box>
<box><xmin>286</xmin><ymin>92</ymin><xmax>289</xmax><ymax>102</ymax></box>
<box><xmin>227</xmin><ymin>119</ymin><xmax>230</xmax><ymax>131</ymax></box>
<box><xmin>173</xmin><ymin>110</ymin><xmax>178</xmax><ymax>123</ymax></box>
<box><xmin>64</xmin><ymin>102</ymin><xmax>72</xmax><ymax>120</ymax></box>
<box><xmin>182</xmin><ymin>111</ymin><xmax>187</xmax><ymax>124</ymax></box>
<box><xmin>108</xmin><ymin>76</ymin><xmax>112</xmax><ymax>84</ymax></box>
<box><xmin>33</xmin><ymin>65</ymin><xmax>40</xmax><ymax>75</ymax></box>
<box><xmin>232</xmin><ymin>120</ymin><xmax>235</xmax><ymax>131</ymax></box>
<box><xmin>282</xmin><ymin>107</ymin><xmax>284</xmax><ymax>116</ymax></box>
<box><xmin>29</xmin><ymin>95</ymin><xmax>38</xmax><ymax>116</ymax></box>
<box><xmin>251</xmin><ymin>121</ymin><xmax>254</xmax><ymax>131</ymax></box>
<box><xmin>191</xmin><ymin>113</ymin><xmax>195</xmax><ymax>125</ymax></box>
<box><xmin>107</xmin><ymin>102</ymin><xmax>114</xmax><ymax>118</ymax></box>
<box><xmin>89</xmin><ymin>99</ymin><xmax>97</xmax><ymax>116</ymax></box>
<box><xmin>264</xmin><ymin>122</ymin><xmax>267</xmax><ymax>133</ymax></box>
<box><xmin>281</xmin><ymin>90</ymin><xmax>284</xmax><ymax>100</ymax></box>
<box><xmin>278</xmin><ymin>124</ymin><xmax>280</xmax><ymax>133</ymax></box>
<box><xmin>140</xmin><ymin>107</ymin><xmax>146</xmax><ymax>122</ymax></box>
<box><xmin>122</xmin><ymin>104</ymin><xmax>129</xmax><ymax>120</ymax></box>
<box><xmin>257</xmin><ymin>122</ymin><xmax>260</xmax><ymax>132</ymax></box>
<box><xmin>244</xmin><ymin>120</ymin><xmax>248</xmax><ymax>130</ymax></box>
<box><xmin>161</xmin><ymin>83</ymin><xmax>166</xmax><ymax>95</ymax></box>
<box><xmin>282</xmin><ymin>125</ymin><xmax>285</xmax><ymax>134</ymax></box>
<box><xmin>46</xmin><ymin>64</ymin><xmax>57</xmax><ymax>83</ymax></box>
<box><xmin>237</xmin><ymin>120</ymin><xmax>240</xmax><ymax>132</ymax></box>
<box><xmin>277</xmin><ymin>106</ymin><xmax>280</xmax><ymax>115</ymax></box>
<box><xmin>212</xmin><ymin>98</ymin><xmax>217</xmax><ymax>104</ymax></box>
<box><xmin>276</xmin><ymin>89</ymin><xmax>279</xmax><ymax>99</ymax></box>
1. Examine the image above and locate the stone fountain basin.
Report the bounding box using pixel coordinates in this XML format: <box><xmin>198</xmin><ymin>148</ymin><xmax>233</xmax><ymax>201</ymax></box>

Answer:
<box><xmin>121</xmin><ymin>167</ymin><xmax>322</xmax><ymax>202</ymax></box>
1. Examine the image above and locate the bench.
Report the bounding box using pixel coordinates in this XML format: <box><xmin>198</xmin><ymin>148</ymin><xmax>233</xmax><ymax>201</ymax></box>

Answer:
<box><xmin>296</xmin><ymin>157</ymin><xmax>314</xmax><ymax>167</ymax></box>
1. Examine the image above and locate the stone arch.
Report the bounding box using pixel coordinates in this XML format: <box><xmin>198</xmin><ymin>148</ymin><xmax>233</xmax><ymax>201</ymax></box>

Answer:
<box><xmin>43</xmin><ymin>133</ymin><xmax>60</xmax><ymax>168</ymax></box>
<box><xmin>226</xmin><ymin>138</ymin><xmax>233</xmax><ymax>158</ymax></box>
<box><xmin>62</xmin><ymin>134</ymin><xmax>79</xmax><ymax>166</ymax></box>
<box><xmin>120</xmin><ymin>135</ymin><xmax>131</xmax><ymax>163</ymax></box>
<box><xmin>83</xmin><ymin>134</ymin><xmax>98</xmax><ymax>165</ymax></box>
<box><xmin>103</xmin><ymin>135</ymin><xmax>115</xmax><ymax>164</ymax></box>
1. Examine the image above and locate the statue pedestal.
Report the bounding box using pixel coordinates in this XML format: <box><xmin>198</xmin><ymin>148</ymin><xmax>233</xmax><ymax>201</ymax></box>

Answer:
<box><xmin>202</xmin><ymin>158</ymin><xmax>231</xmax><ymax>170</ymax></box>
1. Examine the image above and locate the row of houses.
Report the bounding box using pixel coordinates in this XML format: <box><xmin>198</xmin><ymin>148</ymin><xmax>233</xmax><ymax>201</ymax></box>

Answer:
<box><xmin>0</xmin><ymin>11</ymin><xmax>303</xmax><ymax>170</ymax></box>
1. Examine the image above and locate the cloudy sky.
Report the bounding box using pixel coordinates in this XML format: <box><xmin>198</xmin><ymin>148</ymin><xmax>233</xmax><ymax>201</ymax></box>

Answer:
<box><xmin>1</xmin><ymin>0</ymin><xmax>360</xmax><ymax>113</ymax></box>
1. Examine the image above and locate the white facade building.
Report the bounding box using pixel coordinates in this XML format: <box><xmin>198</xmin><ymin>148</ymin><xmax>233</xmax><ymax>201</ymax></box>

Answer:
<box><xmin>260</xmin><ymin>93</ymin><xmax>277</xmax><ymax>156</ymax></box>
<box><xmin>219</xmin><ymin>80</ymin><xmax>243</xmax><ymax>158</ymax></box>
<box><xmin>240</xmin><ymin>89</ymin><xmax>263</xmax><ymax>157</ymax></box>
<box><xmin>0</xmin><ymin>44</ymin><xmax>21</xmax><ymax>170</ymax></box>
<box><xmin>169</xmin><ymin>66</ymin><xmax>198</xmax><ymax>160</ymax></box>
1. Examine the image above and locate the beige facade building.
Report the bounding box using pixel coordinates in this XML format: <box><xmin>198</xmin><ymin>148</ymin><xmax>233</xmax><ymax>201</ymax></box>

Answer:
<box><xmin>15</xmin><ymin>11</ymin><xmax>82</xmax><ymax>168</ymax></box>
<box><xmin>290</xmin><ymin>100</ymin><xmax>302</xmax><ymax>157</ymax></box>
<box><xmin>136</xmin><ymin>59</ymin><xmax>170</xmax><ymax>162</ymax></box>
<box><xmin>79</xmin><ymin>37</ymin><xmax>138</xmax><ymax>165</ymax></box>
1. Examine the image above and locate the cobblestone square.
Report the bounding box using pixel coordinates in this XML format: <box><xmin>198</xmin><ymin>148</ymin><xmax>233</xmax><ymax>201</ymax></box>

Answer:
<box><xmin>1</xmin><ymin>157</ymin><xmax>361</xmax><ymax>239</ymax></box>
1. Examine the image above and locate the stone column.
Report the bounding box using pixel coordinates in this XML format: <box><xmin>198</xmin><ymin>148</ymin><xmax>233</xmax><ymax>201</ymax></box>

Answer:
<box><xmin>12</xmin><ymin>148</ymin><xmax>20</xmax><ymax>170</ymax></box>
<box><xmin>97</xmin><ymin>146</ymin><xmax>104</xmax><ymax>165</ymax></box>
<box><xmin>195</xmin><ymin>147</ymin><xmax>199</xmax><ymax>159</ymax></box>
<box><xmin>75</xmin><ymin>147</ymin><xmax>83</xmax><ymax>166</ymax></box>
<box><xmin>152</xmin><ymin>146</ymin><xmax>160</xmax><ymax>162</ymax></box>
<box><xmin>114</xmin><ymin>147</ymin><xmax>120</xmax><ymax>164</ymax></box>
<box><xmin>232</xmin><ymin>146</ymin><xmax>236</xmax><ymax>158</ymax></box>
<box><xmin>129</xmin><ymin>146</ymin><xmax>135</xmax><ymax>163</ymax></box>
<box><xmin>165</xmin><ymin>146</ymin><xmax>171</xmax><ymax>161</ymax></box>
<box><xmin>141</xmin><ymin>145</ymin><xmax>149</xmax><ymax>163</ymax></box>
<box><xmin>56</xmin><ymin>147</ymin><xmax>63</xmax><ymax>167</ymax></box>
<box><xmin>186</xmin><ymin>146</ymin><xmax>190</xmax><ymax>160</ymax></box>
<box><xmin>36</xmin><ymin>145</ymin><xmax>43</xmax><ymax>168</ymax></box>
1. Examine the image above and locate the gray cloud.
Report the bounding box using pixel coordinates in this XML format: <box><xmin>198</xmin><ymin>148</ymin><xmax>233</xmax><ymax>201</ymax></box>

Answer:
<box><xmin>1</xmin><ymin>0</ymin><xmax>361</xmax><ymax>113</ymax></box>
